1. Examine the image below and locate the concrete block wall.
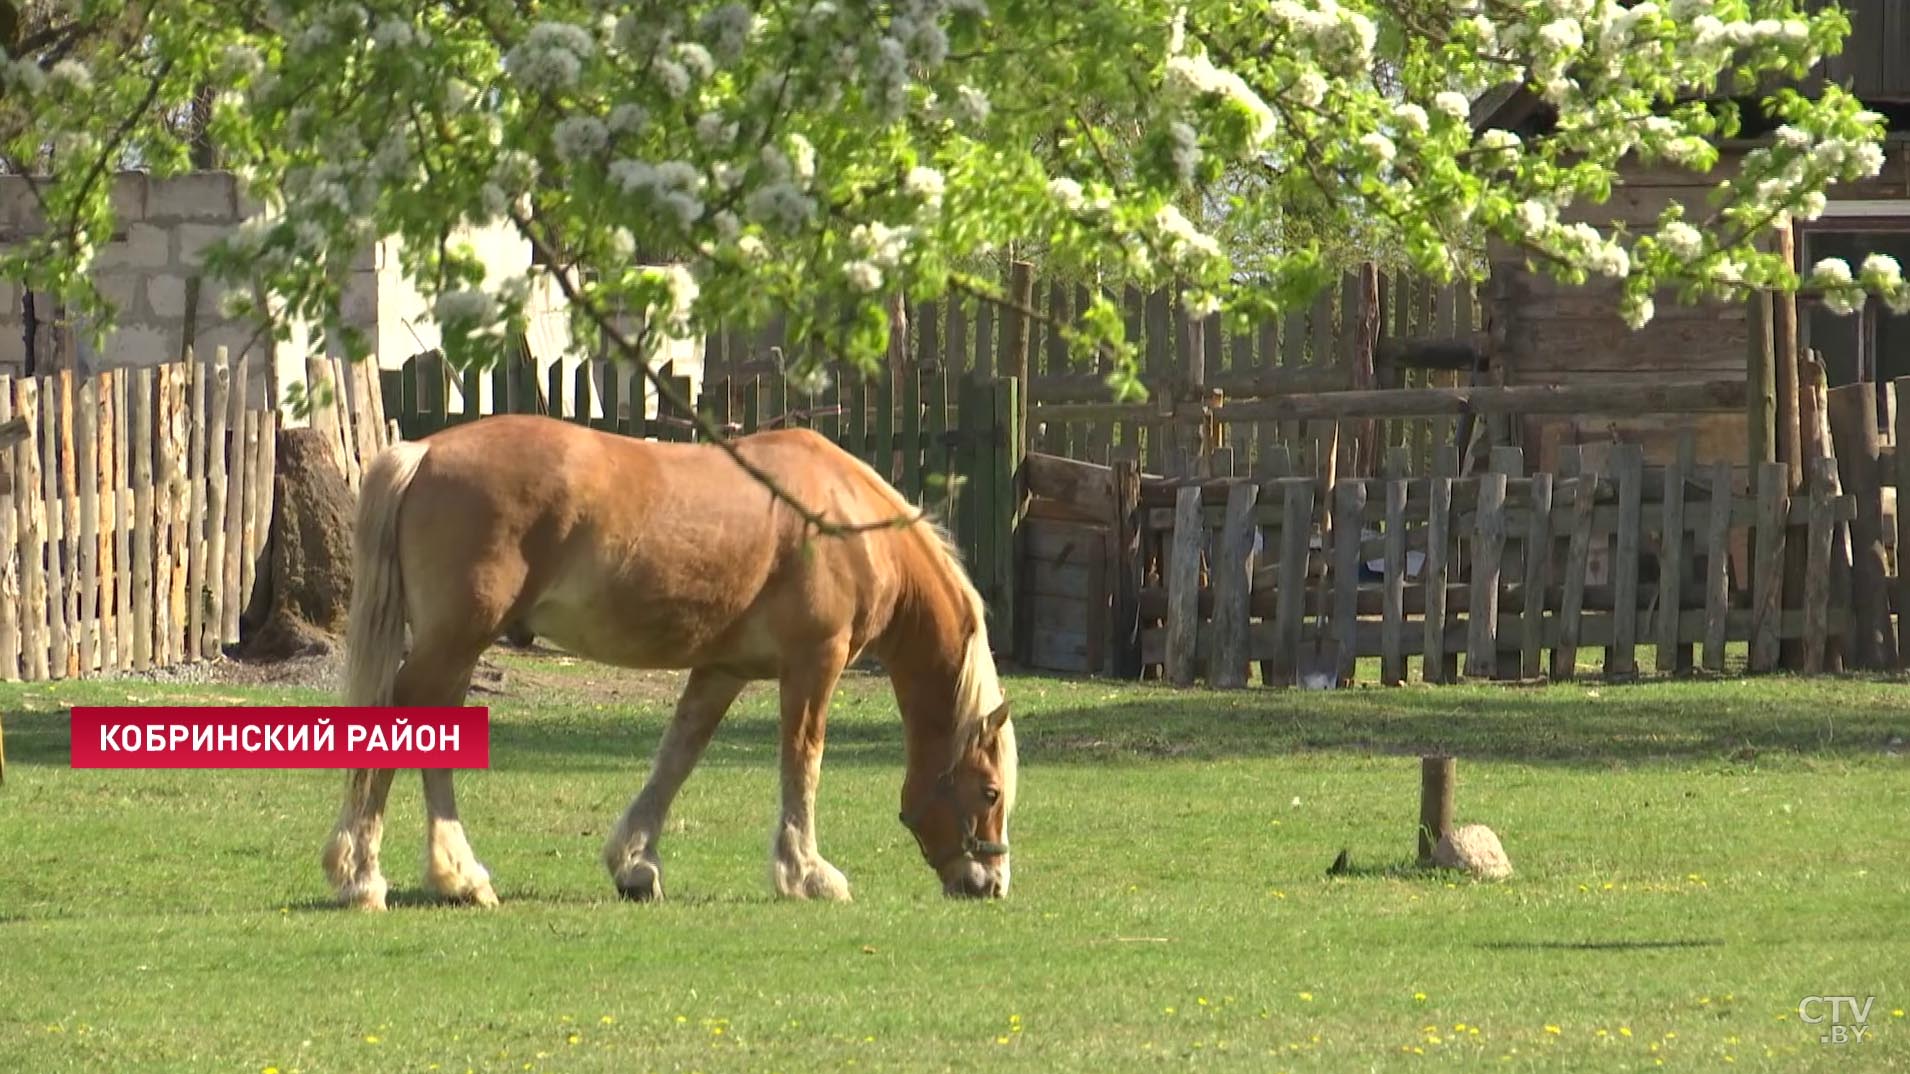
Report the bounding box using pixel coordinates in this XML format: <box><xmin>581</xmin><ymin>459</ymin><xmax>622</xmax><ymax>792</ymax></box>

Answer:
<box><xmin>1</xmin><ymin>170</ymin><xmax>700</xmax><ymax>421</ymax></box>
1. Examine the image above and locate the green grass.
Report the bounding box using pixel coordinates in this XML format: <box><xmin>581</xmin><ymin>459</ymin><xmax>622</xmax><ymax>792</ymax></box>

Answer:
<box><xmin>3</xmin><ymin>657</ymin><xmax>1909</xmax><ymax>1073</ymax></box>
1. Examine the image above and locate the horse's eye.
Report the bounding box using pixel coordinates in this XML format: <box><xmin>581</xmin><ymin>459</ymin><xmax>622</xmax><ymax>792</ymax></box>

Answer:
<box><xmin>982</xmin><ymin>787</ymin><xmax>1001</xmax><ymax>805</ymax></box>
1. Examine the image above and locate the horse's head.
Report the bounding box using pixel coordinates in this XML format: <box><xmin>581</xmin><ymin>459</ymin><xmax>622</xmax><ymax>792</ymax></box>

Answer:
<box><xmin>900</xmin><ymin>701</ymin><xmax>1017</xmax><ymax>898</ymax></box>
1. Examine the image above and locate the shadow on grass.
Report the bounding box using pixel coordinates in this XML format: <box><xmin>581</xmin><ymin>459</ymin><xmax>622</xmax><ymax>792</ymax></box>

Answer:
<box><xmin>5</xmin><ymin>672</ymin><xmax>1903</xmax><ymax>772</ymax></box>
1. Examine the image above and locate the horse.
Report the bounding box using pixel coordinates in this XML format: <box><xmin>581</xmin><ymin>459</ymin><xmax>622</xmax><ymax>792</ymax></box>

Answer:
<box><xmin>320</xmin><ymin>414</ymin><xmax>1017</xmax><ymax>909</ymax></box>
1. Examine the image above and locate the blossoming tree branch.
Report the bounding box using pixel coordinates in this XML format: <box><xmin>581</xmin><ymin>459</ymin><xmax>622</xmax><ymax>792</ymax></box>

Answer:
<box><xmin>4</xmin><ymin>0</ymin><xmax>1908</xmax><ymax>402</ymax></box>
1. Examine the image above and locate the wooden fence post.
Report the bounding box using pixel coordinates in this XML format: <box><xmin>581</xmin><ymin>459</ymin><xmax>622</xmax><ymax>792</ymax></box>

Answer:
<box><xmin>205</xmin><ymin>349</ymin><xmax>231</xmax><ymax>658</ymax></box>
<box><xmin>1209</xmin><ymin>483</ymin><xmax>1258</xmax><ymax>688</ymax></box>
<box><xmin>1270</xmin><ymin>477</ymin><xmax>1313</xmax><ymax>686</ymax></box>
<box><xmin>1418</xmin><ymin>756</ymin><xmax>1456</xmax><ymax>867</ymax></box>
<box><xmin>1702</xmin><ymin>460</ymin><xmax>1734</xmax><ymax>673</ymax></box>
<box><xmin>1465</xmin><ymin>471</ymin><xmax>1506</xmax><ymax>679</ymax></box>
<box><xmin>1165</xmin><ymin>485</ymin><xmax>1204</xmax><ymax>686</ymax></box>
<box><xmin>0</xmin><ymin>377</ymin><xmax>16</xmax><ymax>681</ymax></box>
<box><xmin>1330</xmin><ymin>479</ymin><xmax>1365</xmax><ymax>685</ymax></box>
<box><xmin>1422</xmin><ymin>475</ymin><xmax>1454</xmax><ymax>683</ymax></box>
<box><xmin>1748</xmin><ymin>291</ymin><xmax>1777</xmax><ymax>473</ymax></box>
<box><xmin>1825</xmin><ymin>383</ymin><xmax>1895</xmax><ymax>668</ymax></box>
<box><xmin>1749</xmin><ymin>461</ymin><xmax>1789</xmax><ymax>672</ymax></box>
<box><xmin>1380</xmin><ymin>477</ymin><xmax>1407</xmax><ymax>686</ymax></box>
<box><xmin>1608</xmin><ymin>444</ymin><xmax>1644</xmax><ymax>679</ymax></box>
<box><xmin>1110</xmin><ymin>459</ymin><xmax>1142</xmax><ymax>678</ymax></box>
<box><xmin>1655</xmin><ymin>434</ymin><xmax>1694</xmax><ymax>674</ymax></box>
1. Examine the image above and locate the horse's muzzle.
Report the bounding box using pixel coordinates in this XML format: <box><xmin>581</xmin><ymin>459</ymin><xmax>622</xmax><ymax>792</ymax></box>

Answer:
<box><xmin>944</xmin><ymin>859</ymin><xmax>1007</xmax><ymax>899</ymax></box>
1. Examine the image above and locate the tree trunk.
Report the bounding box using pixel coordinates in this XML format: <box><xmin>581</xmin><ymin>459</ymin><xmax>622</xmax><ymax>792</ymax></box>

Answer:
<box><xmin>239</xmin><ymin>426</ymin><xmax>355</xmax><ymax>660</ymax></box>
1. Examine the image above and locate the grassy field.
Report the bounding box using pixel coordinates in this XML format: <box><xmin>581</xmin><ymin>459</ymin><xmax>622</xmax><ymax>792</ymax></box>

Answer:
<box><xmin>2</xmin><ymin>652</ymin><xmax>1908</xmax><ymax>1073</ymax></box>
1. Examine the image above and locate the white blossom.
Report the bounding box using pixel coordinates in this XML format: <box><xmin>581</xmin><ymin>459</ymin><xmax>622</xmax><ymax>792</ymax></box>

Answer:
<box><xmin>845</xmin><ymin>260</ymin><xmax>884</xmax><ymax>292</ymax></box>
<box><xmin>1047</xmin><ymin>176</ymin><xmax>1086</xmax><ymax>211</ymax></box>
<box><xmin>1657</xmin><ymin>220</ymin><xmax>1704</xmax><ymax>259</ymax></box>
<box><xmin>435</xmin><ymin>288</ymin><xmax>497</xmax><ymax>324</ymax></box>
<box><xmin>47</xmin><ymin>59</ymin><xmax>92</xmax><ymax>93</ymax></box>
<box><xmin>553</xmin><ymin>116</ymin><xmax>609</xmax><ymax>162</ymax></box>
<box><xmin>1432</xmin><ymin>91</ymin><xmax>1470</xmax><ymax>121</ymax></box>
<box><xmin>506</xmin><ymin>22</ymin><xmax>594</xmax><ymax>92</ymax></box>
<box><xmin>905</xmin><ymin>166</ymin><xmax>945</xmax><ymax>210</ymax></box>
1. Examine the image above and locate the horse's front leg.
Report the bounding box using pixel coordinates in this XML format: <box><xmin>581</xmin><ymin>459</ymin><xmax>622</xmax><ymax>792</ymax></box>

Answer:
<box><xmin>770</xmin><ymin>639</ymin><xmax>852</xmax><ymax>901</ymax></box>
<box><xmin>604</xmin><ymin>668</ymin><xmax>747</xmax><ymax>901</ymax></box>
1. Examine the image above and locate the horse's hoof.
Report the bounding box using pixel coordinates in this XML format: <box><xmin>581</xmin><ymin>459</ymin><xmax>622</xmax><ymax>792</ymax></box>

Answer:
<box><xmin>614</xmin><ymin>861</ymin><xmax>662</xmax><ymax>902</ymax></box>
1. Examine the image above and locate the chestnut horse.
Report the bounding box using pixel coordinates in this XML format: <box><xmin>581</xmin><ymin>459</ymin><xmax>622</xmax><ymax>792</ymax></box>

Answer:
<box><xmin>321</xmin><ymin>414</ymin><xmax>1017</xmax><ymax>909</ymax></box>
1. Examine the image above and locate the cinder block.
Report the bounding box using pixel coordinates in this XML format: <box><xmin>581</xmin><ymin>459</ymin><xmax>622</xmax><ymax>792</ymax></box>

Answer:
<box><xmin>100</xmin><ymin>323</ymin><xmax>176</xmax><ymax>368</ymax></box>
<box><xmin>146</xmin><ymin>172</ymin><xmax>236</xmax><ymax>222</ymax></box>
<box><xmin>0</xmin><ymin>318</ymin><xmax>23</xmax><ymax>367</ymax></box>
<box><xmin>174</xmin><ymin>222</ymin><xmax>233</xmax><ymax>269</ymax></box>
<box><xmin>109</xmin><ymin>172</ymin><xmax>150</xmax><ymax>224</ymax></box>
<box><xmin>95</xmin><ymin>223</ymin><xmax>171</xmax><ymax>270</ymax></box>
<box><xmin>145</xmin><ymin>274</ymin><xmax>192</xmax><ymax>320</ymax></box>
<box><xmin>340</xmin><ymin>271</ymin><xmax>379</xmax><ymax>323</ymax></box>
<box><xmin>0</xmin><ymin>176</ymin><xmax>41</xmax><ymax>231</ymax></box>
<box><xmin>95</xmin><ymin>273</ymin><xmax>144</xmax><ymax>317</ymax></box>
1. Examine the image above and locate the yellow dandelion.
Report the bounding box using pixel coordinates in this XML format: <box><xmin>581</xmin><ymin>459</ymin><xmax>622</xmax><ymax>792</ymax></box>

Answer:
<box><xmin>1664</xmin><ymin>1032</ymin><xmax>1677</xmax><ymax>1039</ymax></box>
<box><xmin>1270</xmin><ymin>889</ymin><xmax>1287</xmax><ymax>899</ymax></box>
<box><xmin>1723</xmin><ymin>1056</ymin><xmax>1735</xmax><ymax>1064</ymax></box>
<box><xmin>1545</xmin><ymin>1025</ymin><xmax>1561</xmax><ymax>1035</ymax></box>
<box><xmin>1453</xmin><ymin>1023</ymin><xmax>1467</xmax><ymax>1032</ymax></box>
<box><xmin>996</xmin><ymin>1036</ymin><xmax>1010</xmax><ymax>1045</ymax></box>
<box><xmin>1163</xmin><ymin>1007</ymin><xmax>1176</xmax><ymax>1016</ymax></box>
<box><xmin>1412</xmin><ymin>1046</ymin><xmax>1425</xmax><ymax>1055</ymax></box>
<box><xmin>1414</xmin><ymin>992</ymin><xmax>1428</xmax><ymax>1002</ymax></box>
<box><xmin>1596</xmin><ymin>1028</ymin><xmax>1609</xmax><ymax>1038</ymax></box>
<box><xmin>1655</xmin><ymin>1060</ymin><xmax>1664</xmax><ymax>1067</ymax></box>
<box><xmin>1426</xmin><ymin>1035</ymin><xmax>1444</xmax><ymax>1045</ymax></box>
<box><xmin>1198</xmin><ymin>997</ymin><xmax>1209</xmax><ymax>1006</ymax></box>
<box><xmin>566</xmin><ymin>1034</ymin><xmax>580</xmax><ymax>1046</ymax></box>
<box><xmin>1469</xmin><ymin>1027</ymin><xmax>1481</xmax><ymax>1037</ymax></box>
<box><xmin>1298</xmin><ymin>993</ymin><xmax>1313</xmax><ymax>1002</ymax></box>
<box><xmin>1894</xmin><ymin>1009</ymin><xmax>1906</xmax><ymax>1019</ymax></box>
<box><xmin>601</xmin><ymin>1016</ymin><xmax>615</xmax><ymax>1025</ymax></box>
<box><xmin>363</xmin><ymin>1035</ymin><xmax>381</xmax><ymax>1045</ymax></box>
<box><xmin>1620</xmin><ymin>1027</ymin><xmax>1633</xmax><ymax>1038</ymax></box>
<box><xmin>1698</xmin><ymin>997</ymin><xmax>1711</xmax><ymax>1006</ymax></box>
<box><xmin>675</xmin><ymin>1015</ymin><xmax>687</xmax><ymax>1024</ymax></box>
<box><xmin>264</xmin><ymin>1068</ymin><xmax>280</xmax><ymax>1074</ymax></box>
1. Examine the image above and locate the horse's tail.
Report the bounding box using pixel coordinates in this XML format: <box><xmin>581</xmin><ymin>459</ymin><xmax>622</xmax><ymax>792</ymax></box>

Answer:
<box><xmin>344</xmin><ymin>440</ymin><xmax>431</xmax><ymax>706</ymax></box>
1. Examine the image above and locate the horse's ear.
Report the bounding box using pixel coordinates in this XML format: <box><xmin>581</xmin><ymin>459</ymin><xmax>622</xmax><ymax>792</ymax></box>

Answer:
<box><xmin>983</xmin><ymin>702</ymin><xmax>1011</xmax><ymax>737</ymax></box>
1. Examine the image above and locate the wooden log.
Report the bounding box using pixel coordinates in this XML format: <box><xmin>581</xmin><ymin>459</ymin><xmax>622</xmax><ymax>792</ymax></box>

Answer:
<box><xmin>1519</xmin><ymin>471</ymin><xmax>1554</xmax><ymax>680</ymax></box>
<box><xmin>1748</xmin><ymin>290</ymin><xmax>1776</xmax><ymax>471</ymax></box>
<box><xmin>1703</xmin><ymin>461</ymin><xmax>1735</xmax><ymax>674</ymax></box>
<box><xmin>115</xmin><ymin>371</ymin><xmax>132</xmax><ymax>668</ymax></box>
<box><xmin>238</xmin><ymin>408</ymin><xmax>260</xmax><ymax>618</ymax></box>
<box><xmin>131</xmin><ymin>369</ymin><xmax>155</xmax><ymax>672</ymax></box>
<box><xmin>14</xmin><ymin>380</ymin><xmax>44</xmax><ymax>681</ymax></box>
<box><xmin>1331</xmin><ymin>479</ymin><xmax>1366</xmax><ymax>684</ymax></box>
<box><xmin>1028</xmin><ymin>364</ymin><xmax>1348</xmax><ymax>404</ymax></box>
<box><xmin>1422</xmin><ymin>475</ymin><xmax>1453</xmax><ymax>683</ymax></box>
<box><xmin>1208</xmin><ymin>483</ymin><xmax>1258</xmax><ymax>688</ymax></box>
<box><xmin>187</xmin><ymin>354</ymin><xmax>209</xmax><ymax>662</ymax></box>
<box><xmin>1750</xmin><ymin>461</ymin><xmax>1789</xmax><ymax>672</ymax></box>
<box><xmin>1031</xmin><ymin>378</ymin><xmax>1749</xmax><ymax>426</ymax></box>
<box><xmin>1776</xmin><ymin>224</ymin><xmax>1803</xmax><ymax>490</ymax></box>
<box><xmin>75</xmin><ymin>378</ymin><xmax>98</xmax><ymax>675</ymax></box>
<box><xmin>222</xmin><ymin>355</ymin><xmax>249</xmax><ymax>643</ymax></box>
<box><xmin>1376</xmin><ymin>333</ymin><xmax>1491</xmax><ymax>373</ymax></box>
<box><xmin>96</xmin><ymin>373</ymin><xmax>116</xmax><ymax>670</ymax></box>
<box><xmin>0</xmin><ymin>379</ymin><xmax>16</xmax><ymax>680</ymax></box>
<box><xmin>41</xmin><ymin>375</ymin><xmax>67</xmax><ymax>678</ymax></box>
<box><xmin>1608</xmin><ymin>444</ymin><xmax>1644</xmax><ymax>679</ymax></box>
<box><xmin>1007</xmin><ymin>261</ymin><xmax>1035</xmax><ymax>454</ymax></box>
<box><xmin>1554</xmin><ymin>452</ymin><xmax>1601</xmax><ymax>682</ymax></box>
<box><xmin>1164</xmin><ymin>485</ymin><xmax>1203</xmax><ymax>686</ymax></box>
<box><xmin>1826</xmin><ymin>383</ymin><xmax>1895</xmax><ymax>668</ymax></box>
<box><xmin>306</xmin><ymin>356</ymin><xmax>347</xmax><ymax>480</ymax></box>
<box><xmin>1418</xmin><ymin>756</ymin><xmax>1455</xmax><ymax>867</ymax></box>
<box><xmin>1381</xmin><ymin>478</ymin><xmax>1407</xmax><ymax>686</ymax></box>
<box><xmin>332</xmin><ymin>354</ymin><xmax>361</xmax><ymax>493</ymax></box>
<box><xmin>205</xmin><ymin>350</ymin><xmax>231</xmax><ymax>659</ymax></box>
<box><xmin>1269</xmin><ymin>477</ymin><xmax>1313</xmax><ymax>686</ymax></box>
<box><xmin>1655</xmin><ymin>435</ymin><xmax>1692</xmax><ymax>673</ymax></box>
<box><xmin>152</xmin><ymin>366</ymin><xmax>173</xmax><ymax>665</ymax></box>
<box><xmin>1803</xmin><ymin>457</ymin><xmax>1835</xmax><ymax>673</ymax></box>
<box><xmin>168</xmin><ymin>363</ymin><xmax>191</xmax><ymax>665</ymax></box>
<box><xmin>1111</xmin><ymin>460</ymin><xmax>1142</xmax><ymax>679</ymax></box>
<box><xmin>1465</xmin><ymin>472</ymin><xmax>1506</xmax><ymax>679</ymax></box>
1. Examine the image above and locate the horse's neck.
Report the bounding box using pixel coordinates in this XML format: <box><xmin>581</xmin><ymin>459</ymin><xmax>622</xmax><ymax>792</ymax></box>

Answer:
<box><xmin>875</xmin><ymin>586</ymin><xmax>970</xmax><ymax>767</ymax></box>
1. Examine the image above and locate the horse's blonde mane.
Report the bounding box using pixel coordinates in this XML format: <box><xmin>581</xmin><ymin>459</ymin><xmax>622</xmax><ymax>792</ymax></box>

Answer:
<box><xmin>835</xmin><ymin>448</ymin><xmax>1010</xmax><ymax>784</ymax></box>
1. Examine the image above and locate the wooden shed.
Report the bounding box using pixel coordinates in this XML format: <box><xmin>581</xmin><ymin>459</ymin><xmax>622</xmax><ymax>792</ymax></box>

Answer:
<box><xmin>1474</xmin><ymin>2</ymin><xmax>1910</xmax><ymax>473</ymax></box>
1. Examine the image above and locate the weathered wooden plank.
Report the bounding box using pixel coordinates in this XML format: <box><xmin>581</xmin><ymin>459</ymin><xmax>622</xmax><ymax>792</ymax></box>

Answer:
<box><xmin>1750</xmin><ymin>461</ymin><xmax>1789</xmax><ymax>672</ymax></box>
<box><xmin>15</xmin><ymin>380</ymin><xmax>45</xmax><ymax>680</ymax></box>
<box><xmin>1703</xmin><ymin>461</ymin><xmax>1734</xmax><ymax>674</ymax></box>
<box><xmin>1269</xmin><ymin>478</ymin><xmax>1313</xmax><ymax>686</ymax></box>
<box><xmin>1608</xmin><ymin>444</ymin><xmax>1644</xmax><ymax>678</ymax></box>
<box><xmin>168</xmin><ymin>362</ymin><xmax>191</xmax><ymax>665</ymax></box>
<box><xmin>1422</xmin><ymin>475</ymin><xmax>1453</xmax><ymax>683</ymax></box>
<box><xmin>205</xmin><ymin>351</ymin><xmax>231</xmax><ymax>659</ymax></box>
<box><xmin>1381</xmin><ymin>478</ymin><xmax>1407</xmax><ymax>685</ymax></box>
<box><xmin>1465</xmin><ymin>472</ymin><xmax>1507</xmax><ymax>679</ymax></box>
<box><xmin>1208</xmin><ymin>483</ymin><xmax>1259</xmax><ymax>688</ymax></box>
<box><xmin>1554</xmin><ymin>452</ymin><xmax>1600</xmax><ymax>681</ymax></box>
<box><xmin>131</xmin><ymin>369</ymin><xmax>155</xmax><ymax>672</ymax></box>
<box><xmin>222</xmin><ymin>355</ymin><xmax>249</xmax><ymax>644</ymax></box>
<box><xmin>1165</xmin><ymin>486</ymin><xmax>1204</xmax><ymax>686</ymax></box>
<box><xmin>1037</xmin><ymin>379</ymin><xmax>1750</xmax><ymax>426</ymax></box>
<box><xmin>0</xmin><ymin>378</ymin><xmax>14</xmax><ymax>680</ymax></box>
<box><xmin>1803</xmin><ymin>458</ymin><xmax>1835</xmax><ymax>673</ymax></box>
<box><xmin>255</xmin><ymin>407</ymin><xmax>279</xmax><ymax>614</ymax></box>
<box><xmin>74</xmin><ymin>378</ymin><xmax>98</xmax><ymax>674</ymax></box>
<box><xmin>1900</xmin><ymin>376</ymin><xmax>1910</xmax><ymax>668</ymax></box>
<box><xmin>1826</xmin><ymin>383</ymin><xmax>1896</xmax><ymax>668</ymax></box>
<box><xmin>1331</xmin><ymin>480</ymin><xmax>1366</xmax><ymax>684</ymax></box>
<box><xmin>1655</xmin><ymin>435</ymin><xmax>1692</xmax><ymax>673</ymax></box>
<box><xmin>1519</xmin><ymin>471</ymin><xmax>1554</xmax><ymax>680</ymax></box>
<box><xmin>332</xmin><ymin>354</ymin><xmax>360</xmax><ymax>493</ymax></box>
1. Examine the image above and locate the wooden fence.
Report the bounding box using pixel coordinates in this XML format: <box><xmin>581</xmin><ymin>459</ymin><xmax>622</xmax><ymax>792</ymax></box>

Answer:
<box><xmin>1129</xmin><ymin>434</ymin><xmax>1866</xmax><ymax>687</ymax></box>
<box><xmin>0</xmin><ymin>348</ymin><xmax>280</xmax><ymax>681</ymax></box>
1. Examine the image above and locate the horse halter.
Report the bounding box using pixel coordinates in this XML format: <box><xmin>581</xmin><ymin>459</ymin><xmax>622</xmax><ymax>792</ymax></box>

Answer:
<box><xmin>898</xmin><ymin>772</ymin><xmax>1009</xmax><ymax>870</ymax></box>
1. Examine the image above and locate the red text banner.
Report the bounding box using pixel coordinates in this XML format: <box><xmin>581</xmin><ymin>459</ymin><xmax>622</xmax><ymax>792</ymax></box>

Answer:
<box><xmin>70</xmin><ymin>707</ymin><xmax>491</xmax><ymax>769</ymax></box>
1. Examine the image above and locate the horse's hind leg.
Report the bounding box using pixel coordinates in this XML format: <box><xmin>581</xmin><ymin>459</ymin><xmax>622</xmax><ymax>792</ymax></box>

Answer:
<box><xmin>398</xmin><ymin>643</ymin><xmax>495</xmax><ymax>906</ymax></box>
<box><xmin>605</xmin><ymin>668</ymin><xmax>747</xmax><ymax>901</ymax></box>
